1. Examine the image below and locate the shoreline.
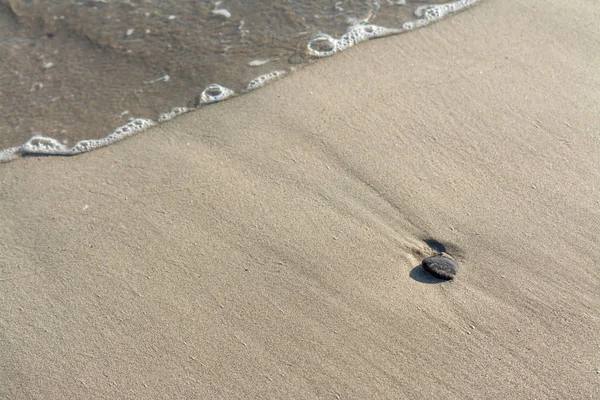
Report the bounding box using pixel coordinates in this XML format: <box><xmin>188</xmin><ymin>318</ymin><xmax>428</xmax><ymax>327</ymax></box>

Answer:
<box><xmin>1</xmin><ymin>0</ymin><xmax>598</xmax><ymax>398</ymax></box>
<box><xmin>0</xmin><ymin>0</ymin><xmax>481</xmax><ymax>163</ymax></box>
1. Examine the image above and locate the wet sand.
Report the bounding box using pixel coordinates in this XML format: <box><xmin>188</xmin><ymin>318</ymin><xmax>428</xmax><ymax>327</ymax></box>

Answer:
<box><xmin>1</xmin><ymin>0</ymin><xmax>598</xmax><ymax>398</ymax></box>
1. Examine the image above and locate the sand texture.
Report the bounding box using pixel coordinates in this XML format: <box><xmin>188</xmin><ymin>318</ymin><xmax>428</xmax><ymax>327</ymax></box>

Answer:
<box><xmin>1</xmin><ymin>0</ymin><xmax>598</xmax><ymax>398</ymax></box>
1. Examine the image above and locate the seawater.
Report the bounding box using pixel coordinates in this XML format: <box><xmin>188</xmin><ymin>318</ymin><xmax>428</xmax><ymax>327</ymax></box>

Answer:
<box><xmin>0</xmin><ymin>0</ymin><xmax>480</xmax><ymax>163</ymax></box>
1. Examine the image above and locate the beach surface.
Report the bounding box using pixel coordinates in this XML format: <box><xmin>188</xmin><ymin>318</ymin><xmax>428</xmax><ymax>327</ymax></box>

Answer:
<box><xmin>1</xmin><ymin>0</ymin><xmax>598</xmax><ymax>398</ymax></box>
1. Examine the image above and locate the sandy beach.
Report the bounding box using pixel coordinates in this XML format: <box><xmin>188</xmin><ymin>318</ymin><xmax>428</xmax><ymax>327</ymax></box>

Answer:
<box><xmin>1</xmin><ymin>0</ymin><xmax>598</xmax><ymax>398</ymax></box>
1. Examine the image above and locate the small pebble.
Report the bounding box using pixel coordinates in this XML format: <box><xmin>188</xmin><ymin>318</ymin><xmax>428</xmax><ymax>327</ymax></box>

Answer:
<box><xmin>422</xmin><ymin>255</ymin><xmax>458</xmax><ymax>280</ymax></box>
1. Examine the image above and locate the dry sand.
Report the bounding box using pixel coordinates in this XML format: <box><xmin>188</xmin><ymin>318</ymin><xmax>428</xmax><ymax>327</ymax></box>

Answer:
<box><xmin>1</xmin><ymin>0</ymin><xmax>599</xmax><ymax>398</ymax></box>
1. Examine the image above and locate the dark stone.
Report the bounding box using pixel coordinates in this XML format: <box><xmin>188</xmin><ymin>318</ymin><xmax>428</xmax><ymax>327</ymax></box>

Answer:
<box><xmin>422</xmin><ymin>255</ymin><xmax>458</xmax><ymax>280</ymax></box>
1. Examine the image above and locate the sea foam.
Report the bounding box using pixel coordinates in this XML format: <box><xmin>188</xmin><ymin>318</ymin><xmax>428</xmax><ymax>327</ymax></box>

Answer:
<box><xmin>308</xmin><ymin>0</ymin><xmax>480</xmax><ymax>57</ymax></box>
<box><xmin>244</xmin><ymin>71</ymin><xmax>286</xmax><ymax>93</ymax></box>
<box><xmin>199</xmin><ymin>84</ymin><xmax>235</xmax><ymax>105</ymax></box>
<box><xmin>1</xmin><ymin>119</ymin><xmax>155</xmax><ymax>163</ymax></box>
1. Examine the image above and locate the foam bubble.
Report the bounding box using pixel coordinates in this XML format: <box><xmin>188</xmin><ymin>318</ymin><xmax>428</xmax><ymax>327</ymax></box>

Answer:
<box><xmin>307</xmin><ymin>34</ymin><xmax>338</xmax><ymax>57</ymax></box>
<box><xmin>415</xmin><ymin>0</ymin><xmax>477</xmax><ymax>20</ymax></box>
<box><xmin>244</xmin><ymin>71</ymin><xmax>286</xmax><ymax>92</ymax></box>
<box><xmin>158</xmin><ymin>107</ymin><xmax>190</xmax><ymax>122</ymax></box>
<box><xmin>308</xmin><ymin>24</ymin><xmax>401</xmax><ymax>58</ymax></box>
<box><xmin>0</xmin><ymin>146</ymin><xmax>22</xmax><ymax>163</ymax></box>
<box><xmin>199</xmin><ymin>84</ymin><xmax>235</xmax><ymax>105</ymax></box>
<box><xmin>104</xmin><ymin>118</ymin><xmax>156</xmax><ymax>142</ymax></box>
<box><xmin>409</xmin><ymin>0</ymin><xmax>480</xmax><ymax>29</ymax></box>
<box><xmin>21</xmin><ymin>136</ymin><xmax>68</xmax><ymax>154</ymax></box>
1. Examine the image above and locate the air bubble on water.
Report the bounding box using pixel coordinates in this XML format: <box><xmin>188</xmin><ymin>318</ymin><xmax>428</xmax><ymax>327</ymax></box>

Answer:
<box><xmin>307</xmin><ymin>34</ymin><xmax>338</xmax><ymax>57</ymax></box>
<box><xmin>199</xmin><ymin>84</ymin><xmax>234</xmax><ymax>105</ymax></box>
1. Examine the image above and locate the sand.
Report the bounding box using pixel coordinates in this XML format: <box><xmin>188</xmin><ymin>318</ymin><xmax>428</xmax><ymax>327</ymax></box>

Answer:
<box><xmin>1</xmin><ymin>0</ymin><xmax>598</xmax><ymax>398</ymax></box>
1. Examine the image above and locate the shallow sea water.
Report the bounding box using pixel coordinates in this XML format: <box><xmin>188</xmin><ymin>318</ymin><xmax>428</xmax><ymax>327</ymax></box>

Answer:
<box><xmin>0</xmin><ymin>0</ymin><xmax>480</xmax><ymax>160</ymax></box>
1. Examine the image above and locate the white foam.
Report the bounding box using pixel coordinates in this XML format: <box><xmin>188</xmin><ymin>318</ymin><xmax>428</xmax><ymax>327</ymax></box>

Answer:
<box><xmin>158</xmin><ymin>107</ymin><xmax>190</xmax><ymax>122</ymax></box>
<box><xmin>199</xmin><ymin>84</ymin><xmax>235</xmax><ymax>105</ymax></box>
<box><xmin>414</xmin><ymin>0</ymin><xmax>478</xmax><ymax>20</ymax></box>
<box><xmin>249</xmin><ymin>59</ymin><xmax>270</xmax><ymax>67</ymax></box>
<box><xmin>244</xmin><ymin>71</ymin><xmax>286</xmax><ymax>92</ymax></box>
<box><xmin>21</xmin><ymin>136</ymin><xmax>68</xmax><ymax>154</ymax></box>
<box><xmin>212</xmin><ymin>9</ymin><xmax>231</xmax><ymax>19</ymax></box>
<box><xmin>0</xmin><ymin>146</ymin><xmax>22</xmax><ymax>163</ymax></box>
<box><xmin>308</xmin><ymin>0</ymin><xmax>480</xmax><ymax>57</ymax></box>
<box><xmin>1</xmin><ymin>118</ymin><xmax>155</xmax><ymax>162</ymax></box>
<box><xmin>308</xmin><ymin>24</ymin><xmax>402</xmax><ymax>57</ymax></box>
